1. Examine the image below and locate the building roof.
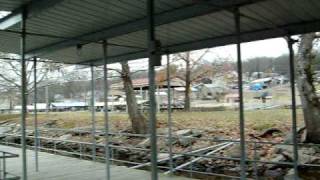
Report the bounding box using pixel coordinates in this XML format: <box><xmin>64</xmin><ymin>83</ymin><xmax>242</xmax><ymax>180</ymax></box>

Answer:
<box><xmin>113</xmin><ymin>77</ymin><xmax>185</xmax><ymax>90</ymax></box>
<box><xmin>251</xmin><ymin>77</ymin><xmax>273</xmax><ymax>84</ymax></box>
<box><xmin>203</xmin><ymin>84</ymin><xmax>226</xmax><ymax>89</ymax></box>
<box><xmin>174</xmin><ymin>87</ymin><xmax>198</xmax><ymax>92</ymax></box>
<box><xmin>51</xmin><ymin>102</ymin><xmax>87</xmax><ymax>107</ymax></box>
<box><xmin>14</xmin><ymin>103</ymin><xmax>47</xmax><ymax>110</ymax></box>
<box><xmin>0</xmin><ymin>0</ymin><xmax>319</xmax><ymax>65</ymax></box>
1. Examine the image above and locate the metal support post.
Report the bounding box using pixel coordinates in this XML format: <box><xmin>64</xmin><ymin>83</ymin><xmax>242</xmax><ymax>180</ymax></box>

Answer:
<box><xmin>102</xmin><ymin>40</ymin><xmax>111</xmax><ymax>180</ymax></box>
<box><xmin>166</xmin><ymin>53</ymin><xmax>174</xmax><ymax>174</ymax></box>
<box><xmin>45</xmin><ymin>85</ymin><xmax>49</xmax><ymax>114</ymax></box>
<box><xmin>33</xmin><ymin>57</ymin><xmax>39</xmax><ymax>172</ymax></box>
<box><xmin>234</xmin><ymin>8</ymin><xmax>246</xmax><ymax>180</ymax></box>
<box><xmin>287</xmin><ymin>36</ymin><xmax>299</xmax><ymax>180</ymax></box>
<box><xmin>172</xmin><ymin>88</ymin><xmax>175</xmax><ymax>104</ymax></box>
<box><xmin>20</xmin><ymin>8</ymin><xmax>28</xmax><ymax>180</ymax></box>
<box><xmin>111</xmin><ymin>95</ymin><xmax>114</xmax><ymax>112</ymax></box>
<box><xmin>91</xmin><ymin>65</ymin><xmax>97</xmax><ymax>161</ymax></box>
<box><xmin>3</xmin><ymin>154</ymin><xmax>6</xmax><ymax>179</ymax></box>
<box><xmin>157</xmin><ymin>86</ymin><xmax>160</xmax><ymax>112</ymax></box>
<box><xmin>140</xmin><ymin>87</ymin><xmax>143</xmax><ymax>112</ymax></box>
<box><xmin>147</xmin><ymin>0</ymin><xmax>159</xmax><ymax>179</ymax></box>
<box><xmin>0</xmin><ymin>153</ymin><xmax>2</xmax><ymax>179</ymax></box>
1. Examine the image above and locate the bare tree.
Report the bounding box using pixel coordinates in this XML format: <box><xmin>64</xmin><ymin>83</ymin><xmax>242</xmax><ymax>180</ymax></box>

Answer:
<box><xmin>296</xmin><ymin>33</ymin><xmax>320</xmax><ymax>143</ymax></box>
<box><xmin>0</xmin><ymin>58</ymin><xmax>61</xmax><ymax>91</ymax></box>
<box><xmin>61</xmin><ymin>67</ymin><xmax>92</xmax><ymax>102</ymax></box>
<box><xmin>108</xmin><ymin>62</ymin><xmax>147</xmax><ymax>134</ymax></box>
<box><xmin>0</xmin><ymin>57</ymin><xmax>61</xmax><ymax>107</ymax></box>
<box><xmin>173</xmin><ymin>49</ymin><xmax>211</xmax><ymax>111</ymax></box>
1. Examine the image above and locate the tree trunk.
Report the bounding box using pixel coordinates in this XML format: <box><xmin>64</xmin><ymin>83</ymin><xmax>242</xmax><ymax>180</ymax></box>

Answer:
<box><xmin>184</xmin><ymin>53</ymin><xmax>191</xmax><ymax>111</ymax></box>
<box><xmin>121</xmin><ymin>62</ymin><xmax>148</xmax><ymax>134</ymax></box>
<box><xmin>296</xmin><ymin>33</ymin><xmax>320</xmax><ymax>143</ymax></box>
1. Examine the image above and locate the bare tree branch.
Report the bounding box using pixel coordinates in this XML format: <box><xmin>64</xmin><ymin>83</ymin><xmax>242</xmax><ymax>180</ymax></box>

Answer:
<box><xmin>7</xmin><ymin>62</ymin><xmax>21</xmax><ymax>77</ymax></box>
<box><xmin>107</xmin><ymin>68</ymin><xmax>122</xmax><ymax>74</ymax></box>
<box><xmin>0</xmin><ymin>73</ymin><xmax>20</xmax><ymax>88</ymax></box>
<box><xmin>191</xmin><ymin>69</ymin><xmax>211</xmax><ymax>83</ymax></box>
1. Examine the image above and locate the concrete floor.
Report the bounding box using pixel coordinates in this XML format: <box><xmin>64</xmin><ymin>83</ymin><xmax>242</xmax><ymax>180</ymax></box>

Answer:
<box><xmin>0</xmin><ymin>145</ymin><xmax>195</xmax><ymax>180</ymax></box>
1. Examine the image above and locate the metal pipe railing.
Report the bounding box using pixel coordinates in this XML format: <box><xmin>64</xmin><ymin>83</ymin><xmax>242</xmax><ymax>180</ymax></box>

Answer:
<box><xmin>3</xmin><ymin>131</ymin><xmax>320</xmax><ymax>180</ymax></box>
<box><xmin>0</xmin><ymin>151</ymin><xmax>20</xmax><ymax>180</ymax></box>
<box><xmin>2</xmin><ymin>133</ymin><xmax>320</xmax><ymax>170</ymax></box>
<box><xmin>7</xmin><ymin>131</ymin><xmax>320</xmax><ymax>154</ymax></box>
<box><xmin>34</xmin><ymin>127</ymin><xmax>320</xmax><ymax>147</ymax></box>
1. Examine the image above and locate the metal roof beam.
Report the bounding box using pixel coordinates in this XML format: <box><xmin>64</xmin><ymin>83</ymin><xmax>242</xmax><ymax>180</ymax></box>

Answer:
<box><xmin>26</xmin><ymin>0</ymin><xmax>265</xmax><ymax>57</ymax></box>
<box><xmin>0</xmin><ymin>0</ymin><xmax>64</xmax><ymax>30</ymax></box>
<box><xmin>80</xmin><ymin>19</ymin><xmax>320</xmax><ymax>66</ymax></box>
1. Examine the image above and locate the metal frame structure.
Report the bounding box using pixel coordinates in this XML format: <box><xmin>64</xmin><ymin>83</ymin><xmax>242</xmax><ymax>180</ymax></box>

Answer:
<box><xmin>33</xmin><ymin>56</ymin><xmax>39</xmax><ymax>172</ymax></box>
<box><xmin>4</xmin><ymin>125</ymin><xmax>320</xmax><ymax>179</ymax></box>
<box><xmin>147</xmin><ymin>1</ymin><xmax>159</xmax><ymax>179</ymax></box>
<box><xmin>0</xmin><ymin>151</ymin><xmax>20</xmax><ymax>180</ymax></box>
<box><xmin>24</xmin><ymin>0</ymin><xmax>266</xmax><ymax>58</ymax></box>
<box><xmin>234</xmin><ymin>8</ymin><xmax>247</xmax><ymax>180</ymax></box>
<box><xmin>166</xmin><ymin>53</ymin><xmax>174</xmax><ymax>175</ymax></box>
<box><xmin>20</xmin><ymin>7</ymin><xmax>27</xmax><ymax>180</ymax></box>
<box><xmin>288</xmin><ymin>36</ymin><xmax>299</xmax><ymax>180</ymax></box>
<box><xmin>91</xmin><ymin>65</ymin><xmax>97</xmax><ymax>161</ymax></box>
<box><xmin>102</xmin><ymin>39</ymin><xmax>111</xmax><ymax>180</ymax></box>
<box><xmin>0</xmin><ymin>0</ymin><xmax>319</xmax><ymax>180</ymax></box>
<box><xmin>0</xmin><ymin>1</ymin><xmax>319</xmax><ymax>64</ymax></box>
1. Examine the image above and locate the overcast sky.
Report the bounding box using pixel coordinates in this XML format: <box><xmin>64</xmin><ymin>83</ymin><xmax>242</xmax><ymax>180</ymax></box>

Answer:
<box><xmin>208</xmin><ymin>38</ymin><xmax>289</xmax><ymax>60</ymax></box>
<box><xmin>122</xmin><ymin>37</ymin><xmax>291</xmax><ymax>71</ymax></box>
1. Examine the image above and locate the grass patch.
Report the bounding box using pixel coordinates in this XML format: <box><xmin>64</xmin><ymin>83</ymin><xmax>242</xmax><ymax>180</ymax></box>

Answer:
<box><xmin>0</xmin><ymin>114</ymin><xmax>20</xmax><ymax>121</ymax></box>
<box><xmin>0</xmin><ymin>108</ymin><xmax>304</xmax><ymax>136</ymax></box>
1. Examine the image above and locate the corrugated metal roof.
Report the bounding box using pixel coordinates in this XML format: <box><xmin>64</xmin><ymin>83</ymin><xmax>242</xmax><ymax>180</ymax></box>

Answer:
<box><xmin>0</xmin><ymin>0</ymin><xmax>319</xmax><ymax>65</ymax></box>
<box><xmin>0</xmin><ymin>0</ymin><xmax>29</xmax><ymax>11</ymax></box>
